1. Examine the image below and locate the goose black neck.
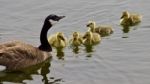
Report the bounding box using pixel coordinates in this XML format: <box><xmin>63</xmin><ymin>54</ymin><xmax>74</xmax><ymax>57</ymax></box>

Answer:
<box><xmin>39</xmin><ymin>20</ymin><xmax>52</xmax><ymax>52</ymax></box>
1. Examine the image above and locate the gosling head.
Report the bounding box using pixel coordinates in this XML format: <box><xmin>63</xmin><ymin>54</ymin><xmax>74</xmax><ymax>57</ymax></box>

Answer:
<box><xmin>86</xmin><ymin>21</ymin><xmax>96</xmax><ymax>30</ymax></box>
<box><xmin>73</xmin><ymin>32</ymin><xmax>79</xmax><ymax>38</ymax></box>
<box><xmin>56</xmin><ymin>32</ymin><xmax>65</xmax><ymax>41</ymax></box>
<box><xmin>72</xmin><ymin>32</ymin><xmax>80</xmax><ymax>41</ymax></box>
<box><xmin>121</xmin><ymin>11</ymin><xmax>130</xmax><ymax>19</ymax></box>
<box><xmin>83</xmin><ymin>31</ymin><xmax>92</xmax><ymax>39</ymax></box>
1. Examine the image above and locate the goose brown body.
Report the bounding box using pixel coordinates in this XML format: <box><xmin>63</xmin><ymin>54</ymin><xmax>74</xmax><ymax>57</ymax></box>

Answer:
<box><xmin>0</xmin><ymin>41</ymin><xmax>50</xmax><ymax>70</ymax></box>
<box><xmin>0</xmin><ymin>14</ymin><xmax>65</xmax><ymax>70</ymax></box>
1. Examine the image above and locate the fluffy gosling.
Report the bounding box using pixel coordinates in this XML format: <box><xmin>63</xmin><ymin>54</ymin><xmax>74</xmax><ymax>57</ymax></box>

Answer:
<box><xmin>120</xmin><ymin>11</ymin><xmax>142</xmax><ymax>26</ymax></box>
<box><xmin>87</xmin><ymin>21</ymin><xmax>113</xmax><ymax>37</ymax></box>
<box><xmin>83</xmin><ymin>31</ymin><xmax>101</xmax><ymax>45</ymax></box>
<box><xmin>69</xmin><ymin>32</ymin><xmax>83</xmax><ymax>46</ymax></box>
<box><xmin>48</xmin><ymin>32</ymin><xmax>67</xmax><ymax>48</ymax></box>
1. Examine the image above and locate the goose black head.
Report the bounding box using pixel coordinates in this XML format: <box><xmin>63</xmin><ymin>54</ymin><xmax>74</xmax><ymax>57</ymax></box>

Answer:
<box><xmin>46</xmin><ymin>14</ymin><xmax>65</xmax><ymax>22</ymax></box>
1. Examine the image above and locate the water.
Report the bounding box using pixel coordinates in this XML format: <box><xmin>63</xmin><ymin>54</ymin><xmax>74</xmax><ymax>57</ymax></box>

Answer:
<box><xmin>0</xmin><ymin>0</ymin><xmax>150</xmax><ymax>84</ymax></box>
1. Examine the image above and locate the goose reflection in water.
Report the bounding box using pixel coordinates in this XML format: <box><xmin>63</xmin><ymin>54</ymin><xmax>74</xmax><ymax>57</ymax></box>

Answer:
<box><xmin>0</xmin><ymin>58</ymin><xmax>62</xmax><ymax>84</ymax></box>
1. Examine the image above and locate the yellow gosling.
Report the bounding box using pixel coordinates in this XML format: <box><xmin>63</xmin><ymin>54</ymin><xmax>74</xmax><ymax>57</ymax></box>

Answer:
<box><xmin>69</xmin><ymin>32</ymin><xmax>83</xmax><ymax>46</ymax></box>
<box><xmin>120</xmin><ymin>11</ymin><xmax>142</xmax><ymax>26</ymax></box>
<box><xmin>48</xmin><ymin>32</ymin><xmax>67</xmax><ymax>48</ymax></box>
<box><xmin>83</xmin><ymin>31</ymin><xmax>101</xmax><ymax>45</ymax></box>
<box><xmin>87</xmin><ymin>21</ymin><xmax>113</xmax><ymax>37</ymax></box>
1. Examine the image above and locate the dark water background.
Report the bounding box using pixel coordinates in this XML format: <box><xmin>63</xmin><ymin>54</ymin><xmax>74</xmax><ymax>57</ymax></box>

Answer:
<box><xmin>0</xmin><ymin>0</ymin><xmax>150</xmax><ymax>84</ymax></box>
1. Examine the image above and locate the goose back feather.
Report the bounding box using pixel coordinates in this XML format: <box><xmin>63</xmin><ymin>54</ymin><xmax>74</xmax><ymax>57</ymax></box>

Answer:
<box><xmin>0</xmin><ymin>41</ymin><xmax>50</xmax><ymax>70</ymax></box>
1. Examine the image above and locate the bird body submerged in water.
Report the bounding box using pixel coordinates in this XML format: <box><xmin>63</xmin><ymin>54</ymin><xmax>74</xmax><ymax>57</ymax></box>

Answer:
<box><xmin>0</xmin><ymin>14</ymin><xmax>65</xmax><ymax>71</ymax></box>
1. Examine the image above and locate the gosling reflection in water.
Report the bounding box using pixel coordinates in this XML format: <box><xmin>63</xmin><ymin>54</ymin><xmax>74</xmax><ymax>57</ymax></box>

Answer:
<box><xmin>56</xmin><ymin>48</ymin><xmax>65</xmax><ymax>60</ymax></box>
<box><xmin>69</xmin><ymin>45</ymin><xmax>81</xmax><ymax>54</ymax></box>
<box><xmin>122</xmin><ymin>25</ymin><xmax>130</xmax><ymax>33</ymax></box>
<box><xmin>84</xmin><ymin>45</ymin><xmax>94</xmax><ymax>53</ymax></box>
<box><xmin>121</xmin><ymin>25</ymin><xmax>130</xmax><ymax>38</ymax></box>
<box><xmin>121</xmin><ymin>25</ymin><xmax>139</xmax><ymax>38</ymax></box>
<box><xmin>0</xmin><ymin>58</ymin><xmax>51</xmax><ymax>84</ymax></box>
<box><xmin>72</xmin><ymin>46</ymin><xmax>80</xmax><ymax>54</ymax></box>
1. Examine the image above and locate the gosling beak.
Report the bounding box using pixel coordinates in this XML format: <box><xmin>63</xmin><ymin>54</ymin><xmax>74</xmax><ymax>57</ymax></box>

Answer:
<box><xmin>59</xmin><ymin>36</ymin><xmax>65</xmax><ymax>41</ymax></box>
<box><xmin>86</xmin><ymin>24</ymin><xmax>90</xmax><ymax>27</ymax></box>
<box><xmin>120</xmin><ymin>15</ymin><xmax>125</xmax><ymax>19</ymax></box>
<box><xmin>83</xmin><ymin>36</ymin><xmax>86</xmax><ymax>39</ymax></box>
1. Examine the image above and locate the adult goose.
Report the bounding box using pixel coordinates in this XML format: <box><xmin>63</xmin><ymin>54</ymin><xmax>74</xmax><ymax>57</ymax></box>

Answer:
<box><xmin>120</xmin><ymin>11</ymin><xmax>142</xmax><ymax>26</ymax></box>
<box><xmin>0</xmin><ymin>14</ymin><xmax>65</xmax><ymax>71</ymax></box>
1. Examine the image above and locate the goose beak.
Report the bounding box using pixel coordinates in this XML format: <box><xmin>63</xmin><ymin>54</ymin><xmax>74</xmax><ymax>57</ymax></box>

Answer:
<box><xmin>59</xmin><ymin>16</ymin><xmax>65</xmax><ymax>19</ymax></box>
<box><xmin>57</xmin><ymin>16</ymin><xmax>65</xmax><ymax>21</ymax></box>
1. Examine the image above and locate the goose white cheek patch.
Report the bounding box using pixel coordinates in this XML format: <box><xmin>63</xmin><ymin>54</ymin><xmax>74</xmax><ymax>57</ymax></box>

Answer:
<box><xmin>0</xmin><ymin>65</ymin><xmax>6</xmax><ymax>71</ymax></box>
<box><xmin>49</xmin><ymin>20</ymin><xmax>58</xmax><ymax>26</ymax></box>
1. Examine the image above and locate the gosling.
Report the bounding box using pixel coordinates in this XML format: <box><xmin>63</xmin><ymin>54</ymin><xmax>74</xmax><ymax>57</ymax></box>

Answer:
<box><xmin>87</xmin><ymin>21</ymin><xmax>113</xmax><ymax>37</ymax></box>
<box><xmin>69</xmin><ymin>32</ymin><xmax>83</xmax><ymax>46</ymax></box>
<box><xmin>120</xmin><ymin>11</ymin><xmax>142</xmax><ymax>26</ymax></box>
<box><xmin>48</xmin><ymin>32</ymin><xmax>67</xmax><ymax>48</ymax></box>
<box><xmin>83</xmin><ymin>31</ymin><xmax>101</xmax><ymax>45</ymax></box>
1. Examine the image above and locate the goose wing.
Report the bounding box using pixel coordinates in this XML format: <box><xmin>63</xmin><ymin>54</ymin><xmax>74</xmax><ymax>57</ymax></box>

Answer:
<box><xmin>0</xmin><ymin>41</ymin><xmax>50</xmax><ymax>70</ymax></box>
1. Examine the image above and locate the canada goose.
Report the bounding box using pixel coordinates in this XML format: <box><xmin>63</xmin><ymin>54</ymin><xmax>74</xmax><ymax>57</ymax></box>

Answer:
<box><xmin>120</xmin><ymin>11</ymin><xmax>142</xmax><ymax>26</ymax></box>
<box><xmin>87</xmin><ymin>21</ymin><xmax>113</xmax><ymax>37</ymax></box>
<box><xmin>83</xmin><ymin>31</ymin><xmax>101</xmax><ymax>45</ymax></box>
<box><xmin>69</xmin><ymin>32</ymin><xmax>83</xmax><ymax>46</ymax></box>
<box><xmin>48</xmin><ymin>32</ymin><xmax>67</xmax><ymax>48</ymax></box>
<box><xmin>0</xmin><ymin>14</ymin><xmax>65</xmax><ymax>71</ymax></box>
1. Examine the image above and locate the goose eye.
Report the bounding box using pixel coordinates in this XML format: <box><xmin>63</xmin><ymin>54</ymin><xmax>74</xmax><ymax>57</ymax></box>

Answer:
<box><xmin>50</xmin><ymin>15</ymin><xmax>65</xmax><ymax>21</ymax></box>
